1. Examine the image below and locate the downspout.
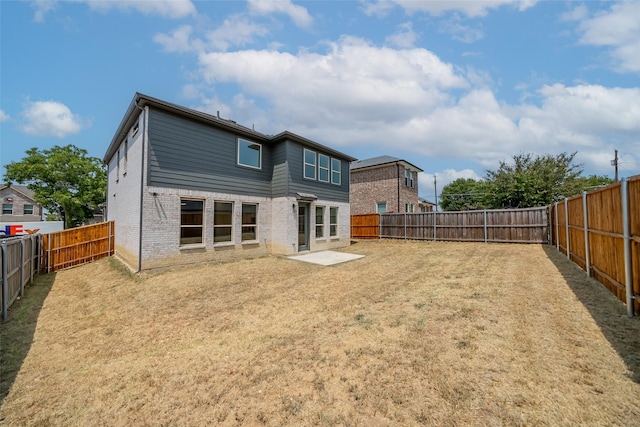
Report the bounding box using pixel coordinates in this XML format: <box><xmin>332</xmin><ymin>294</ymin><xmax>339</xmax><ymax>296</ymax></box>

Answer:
<box><xmin>135</xmin><ymin>101</ymin><xmax>147</xmax><ymax>273</ymax></box>
<box><xmin>397</xmin><ymin>162</ymin><xmax>401</xmax><ymax>213</ymax></box>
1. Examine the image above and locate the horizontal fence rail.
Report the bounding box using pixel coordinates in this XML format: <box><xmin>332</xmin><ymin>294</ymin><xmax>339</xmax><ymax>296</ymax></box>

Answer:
<box><xmin>42</xmin><ymin>221</ymin><xmax>115</xmax><ymax>273</ymax></box>
<box><xmin>1</xmin><ymin>235</ymin><xmax>41</xmax><ymax>321</ymax></box>
<box><xmin>550</xmin><ymin>176</ymin><xmax>639</xmax><ymax>316</ymax></box>
<box><xmin>352</xmin><ymin>207</ymin><xmax>549</xmax><ymax>244</ymax></box>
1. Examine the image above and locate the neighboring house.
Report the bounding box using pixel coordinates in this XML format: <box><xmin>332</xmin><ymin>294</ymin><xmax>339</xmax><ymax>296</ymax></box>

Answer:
<box><xmin>0</xmin><ymin>185</ymin><xmax>42</xmax><ymax>222</ymax></box>
<box><xmin>419</xmin><ymin>197</ymin><xmax>436</xmax><ymax>212</ymax></box>
<box><xmin>350</xmin><ymin>156</ymin><xmax>423</xmax><ymax>215</ymax></box>
<box><xmin>103</xmin><ymin>93</ymin><xmax>356</xmax><ymax>271</ymax></box>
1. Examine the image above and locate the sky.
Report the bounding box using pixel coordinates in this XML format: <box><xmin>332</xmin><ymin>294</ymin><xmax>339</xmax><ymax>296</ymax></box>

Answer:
<box><xmin>1</xmin><ymin>0</ymin><xmax>639</xmax><ymax>203</ymax></box>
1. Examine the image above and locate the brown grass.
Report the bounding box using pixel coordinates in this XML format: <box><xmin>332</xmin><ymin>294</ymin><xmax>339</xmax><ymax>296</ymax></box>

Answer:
<box><xmin>1</xmin><ymin>240</ymin><xmax>639</xmax><ymax>426</ymax></box>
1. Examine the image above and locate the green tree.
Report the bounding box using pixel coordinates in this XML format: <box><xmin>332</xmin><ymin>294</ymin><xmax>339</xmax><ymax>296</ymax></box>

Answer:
<box><xmin>4</xmin><ymin>145</ymin><xmax>106</xmax><ymax>228</ymax></box>
<box><xmin>484</xmin><ymin>152</ymin><xmax>584</xmax><ymax>208</ymax></box>
<box><xmin>581</xmin><ymin>174</ymin><xmax>614</xmax><ymax>188</ymax></box>
<box><xmin>440</xmin><ymin>178</ymin><xmax>489</xmax><ymax>211</ymax></box>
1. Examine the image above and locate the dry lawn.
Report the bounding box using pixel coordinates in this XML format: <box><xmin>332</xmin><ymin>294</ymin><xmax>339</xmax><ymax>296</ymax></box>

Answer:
<box><xmin>1</xmin><ymin>240</ymin><xmax>640</xmax><ymax>426</ymax></box>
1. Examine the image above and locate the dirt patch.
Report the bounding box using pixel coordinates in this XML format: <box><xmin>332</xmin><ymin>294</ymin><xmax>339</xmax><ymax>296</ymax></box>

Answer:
<box><xmin>1</xmin><ymin>240</ymin><xmax>639</xmax><ymax>426</ymax></box>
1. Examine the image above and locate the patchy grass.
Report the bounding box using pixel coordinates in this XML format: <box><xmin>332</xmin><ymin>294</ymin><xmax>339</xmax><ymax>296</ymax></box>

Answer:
<box><xmin>1</xmin><ymin>240</ymin><xmax>639</xmax><ymax>426</ymax></box>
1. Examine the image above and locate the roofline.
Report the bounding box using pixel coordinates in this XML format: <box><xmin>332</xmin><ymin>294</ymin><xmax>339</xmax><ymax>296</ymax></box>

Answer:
<box><xmin>350</xmin><ymin>159</ymin><xmax>423</xmax><ymax>172</ymax></box>
<box><xmin>0</xmin><ymin>184</ymin><xmax>37</xmax><ymax>203</ymax></box>
<box><xmin>104</xmin><ymin>93</ymin><xmax>356</xmax><ymax>163</ymax></box>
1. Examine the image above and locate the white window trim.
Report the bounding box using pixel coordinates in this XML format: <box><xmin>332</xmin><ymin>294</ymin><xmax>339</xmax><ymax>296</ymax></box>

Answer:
<box><xmin>315</xmin><ymin>205</ymin><xmax>325</xmax><ymax>239</ymax></box>
<box><xmin>303</xmin><ymin>148</ymin><xmax>316</xmax><ymax>180</ymax></box>
<box><xmin>331</xmin><ymin>158</ymin><xmax>341</xmax><ymax>185</ymax></box>
<box><xmin>376</xmin><ymin>202</ymin><xmax>387</xmax><ymax>214</ymax></box>
<box><xmin>180</xmin><ymin>198</ymin><xmax>205</xmax><ymax>247</ymax></box>
<box><xmin>318</xmin><ymin>154</ymin><xmax>330</xmax><ymax>183</ymax></box>
<box><xmin>329</xmin><ymin>207</ymin><xmax>338</xmax><ymax>238</ymax></box>
<box><xmin>213</xmin><ymin>201</ymin><xmax>234</xmax><ymax>245</ymax></box>
<box><xmin>241</xmin><ymin>203</ymin><xmax>259</xmax><ymax>243</ymax></box>
<box><xmin>237</xmin><ymin>138</ymin><xmax>262</xmax><ymax>170</ymax></box>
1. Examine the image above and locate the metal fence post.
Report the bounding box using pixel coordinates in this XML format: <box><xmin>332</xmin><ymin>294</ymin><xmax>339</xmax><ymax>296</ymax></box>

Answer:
<box><xmin>564</xmin><ymin>198</ymin><xmax>570</xmax><ymax>259</ymax></box>
<box><xmin>582</xmin><ymin>191</ymin><xmax>590</xmax><ymax>277</ymax></box>
<box><xmin>404</xmin><ymin>213</ymin><xmax>407</xmax><ymax>240</ymax></box>
<box><xmin>2</xmin><ymin>240</ymin><xmax>7</xmax><ymax>321</ymax></box>
<box><xmin>555</xmin><ymin>202</ymin><xmax>559</xmax><ymax>251</ymax></box>
<box><xmin>483</xmin><ymin>210</ymin><xmax>488</xmax><ymax>243</ymax></box>
<box><xmin>621</xmin><ymin>178</ymin><xmax>633</xmax><ymax>317</ymax></box>
<box><xmin>433</xmin><ymin>211</ymin><xmax>437</xmax><ymax>241</ymax></box>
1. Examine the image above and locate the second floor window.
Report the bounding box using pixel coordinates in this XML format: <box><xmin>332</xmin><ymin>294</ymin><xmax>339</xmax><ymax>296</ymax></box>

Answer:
<box><xmin>2</xmin><ymin>204</ymin><xmax>13</xmax><ymax>215</ymax></box>
<box><xmin>238</xmin><ymin>139</ymin><xmax>262</xmax><ymax>169</ymax></box>
<box><xmin>331</xmin><ymin>158</ymin><xmax>341</xmax><ymax>185</ymax></box>
<box><xmin>24</xmin><ymin>204</ymin><xmax>34</xmax><ymax>215</ymax></box>
<box><xmin>318</xmin><ymin>154</ymin><xmax>330</xmax><ymax>182</ymax></box>
<box><xmin>304</xmin><ymin>149</ymin><xmax>316</xmax><ymax>180</ymax></box>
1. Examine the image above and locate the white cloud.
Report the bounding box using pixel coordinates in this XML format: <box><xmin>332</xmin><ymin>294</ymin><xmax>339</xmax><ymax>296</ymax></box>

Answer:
<box><xmin>173</xmin><ymin>35</ymin><xmax>638</xmax><ymax>176</ymax></box>
<box><xmin>386</xmin><ymin>22</ymin><xmax>419</xmax><ymax>48</ymax></box>
<box><xmin>572</xmin><ymin>2</ymin><xmax>640</xmax><ymax>72</ymax></box>
<box><xmin>439</xmin><ymin>16</ymin><xmax>485</xmax><ymax>43</ymax></box>
<box><xmin>154</xmin><ymin>25</ymin><xmax>201</xmax><ymax>53</ymax></box>
<box><xmin>0</xmin><ymin>110</ymin><xmax>9</xmax><ymax>122</ymax></box>
<box><xmin>365</xmin><ymin>0</ymin><xmax>537</xmax><ymax>18</ymax></box>
<box><xmin>248</xmin><ymin>0</ymin><xmax>313</xmax><ymax>28</ymax></box>
<box><xmin>20</xmin><ymin>100</ymin><xmax>87</xmax><ymax>138</ymax></box>
<box><xmin>31</xmin><ymin>0</ymin><xmax>196</xmax><ymax>21</ymax></box>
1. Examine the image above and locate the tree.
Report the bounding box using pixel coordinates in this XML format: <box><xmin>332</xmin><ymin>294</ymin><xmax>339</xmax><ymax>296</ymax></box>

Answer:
<box><xmin>4</xmin><ymin>145</ymin><xmax>106</xmax><ymax>228</ymax></box>
<box><xmin>484</xmin><ymin>152</ymin><xmax>584</xmax><ymax>208</ymax></box>
<box><xmin>440</xmin><ymin>178</ymin><xmax>489</xmax><ymax>211</ymax></box>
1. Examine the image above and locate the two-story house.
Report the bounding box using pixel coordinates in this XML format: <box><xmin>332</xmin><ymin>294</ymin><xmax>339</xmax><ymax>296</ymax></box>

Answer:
<box><xmin>103</xmin><ymin>93</ymin><xmax>356</xmax><ymax>271</ymax></box>
<box><xmin>350</xmin><ymin>156</ymin><xmax>423</xmax><ymax>215</ymax></box>
<box><xmin>0</xmin><ymin>185</ymin><xmax>42</xmax><ymax>222</ymax></box>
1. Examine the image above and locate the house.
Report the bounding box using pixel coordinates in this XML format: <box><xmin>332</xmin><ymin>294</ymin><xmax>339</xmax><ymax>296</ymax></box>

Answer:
<box><xmin>350</xmin><ymin>156</ymin><xmax>423</xmax><ymax>215</ymax></box>
<box><xmin>0</xmin><ymin>185</ymin><xmax>42</xmax><ymax>222</ymax></box>
<box><xmin>418</xmin><ymin>197</ymin><xmax>436</xmax><ymax>212</ymax></box>
<box><xmin>103</xmin><ymin>93</ymin><xmax>356</xmax><ymax>271</ymax></box>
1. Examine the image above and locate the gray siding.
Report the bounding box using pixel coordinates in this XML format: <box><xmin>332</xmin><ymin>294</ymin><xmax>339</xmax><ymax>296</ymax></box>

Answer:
<box><xmin>286</xmin><ymin>141</ymin><xmax>350</xmax><ymax>203</ymax></box>
<box><xmin>271</xmin><ymin>141</ymin><xmax>289</xmax><ymax>198</ymax></box>
<box><xmin>147</xmin><ymin>108</ymin><xmax>273</xmax><ymax>197</ymax></box>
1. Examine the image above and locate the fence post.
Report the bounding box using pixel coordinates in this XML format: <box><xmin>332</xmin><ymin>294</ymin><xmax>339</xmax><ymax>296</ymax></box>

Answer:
<box><xmin>404</xmin><ymin>213</ymin><xmax>407</xmax><ymax>240</ymax></box>
<box><xmin>621</xmin><ymin>178</ymin><xmax>633</xmax><ymax>317</ymax></box>
<box><xmin>433</xmin><ymin>211</ymin><xmax>437</xmax><ymax>241</ymax></box>
<box><xmin>582</xmin><ymin>191</ymin><xmax>590</xmax><ymax>277</ymax></box>
<box><xmin>2</xmin><ymin>240</ymin><xmax>7</xmax><ymax>321</ymax></box>
<box><xmin>378</xmin><ymin>214</ymin><xmax>382</xmax><ymax>239</ymax></box>
<box><xmin>564</xmin><ymin>198</ymin><xmax>570</xmax><ymax>259</ymax></box>
<box><xmin>483</xmin><ymin>210</ymin><xmax>488</xmax><ymax>243</ymax></box>
<box><xmin>555</xmin><ymin>202</ymin><xmax>559</xmax><ymax>251</ymax></box>
<box><xmin>20</xmin><ymin>238</ymin><xmax>25</xmax><ymax>298</ymax></box>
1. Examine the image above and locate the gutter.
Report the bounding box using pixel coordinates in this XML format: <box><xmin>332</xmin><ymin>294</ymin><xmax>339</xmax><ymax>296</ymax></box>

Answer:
<box><xmin>397</xmin><ymin>162</ymin><xmax>401</xmax><ymax>213</ymax></box>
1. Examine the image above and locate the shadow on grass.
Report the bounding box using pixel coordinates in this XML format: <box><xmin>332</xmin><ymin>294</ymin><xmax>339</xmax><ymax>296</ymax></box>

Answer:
<box><xmin>0</xmin><ymin>272</ymin><xmax>56</xmax><ymax>405</ymax></box>
<box><xmin>543</xmin><ymin>245</ymin><xmax>640</xmax><ymax>384</ymax></box>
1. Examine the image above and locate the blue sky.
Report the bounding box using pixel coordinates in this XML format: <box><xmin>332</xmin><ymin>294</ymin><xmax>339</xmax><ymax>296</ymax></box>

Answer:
<box><xmin>1</xmin><ymin>0</ymin><xmax>639</xmax><ymax>203</ymax></box>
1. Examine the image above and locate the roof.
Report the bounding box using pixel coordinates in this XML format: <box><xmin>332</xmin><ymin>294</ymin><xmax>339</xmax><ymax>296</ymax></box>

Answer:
<box><xmin>419</xmin><ymin>197</ymin><xmax>435</xmax><ymax>205</ymax></box>
<box><xmin>0</xmin><ymin>184</ymin><xmax>36</xmax><ymax>202</ymax></box>
<box><xmin>104</xmin><ymin>93</ymin><xmax>356</xmax><ymax>163</ymax></box>
<box><xmin>350</xmin><ymin>155</ymin><xmax>423</xmax><ymax>172</ymax></box>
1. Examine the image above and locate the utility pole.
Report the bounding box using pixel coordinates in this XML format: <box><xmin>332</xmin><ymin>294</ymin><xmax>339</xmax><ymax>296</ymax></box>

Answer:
<box><xmin>434</xmin><ymin>174</ymin><xmax>438</xmax><ymax>212</ymax></box>
<box><xmin>611</xmin><ymin>149</ymin><xmax>619</xmax><ymax>182</ymax></box>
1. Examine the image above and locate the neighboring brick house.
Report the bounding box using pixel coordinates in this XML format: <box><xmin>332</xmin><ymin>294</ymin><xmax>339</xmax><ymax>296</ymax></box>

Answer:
<box><xmin>419</xmin><ymin>197</ymin><xmax>436</xmax><ymax>212</ymax></box>
<box><xmin>103</xmin><ymin>93</ymin><xmax>356</xmax><ymax>272</ymax></box>
<box><xmin>350</xmin><ymin>156</ymin><xmax>423</xmax><ymax>215</ymax></box>
<box><xmin>0</xmin><ymin>185</ymin><xmax>42</xmax><ymax>222</ymax></box>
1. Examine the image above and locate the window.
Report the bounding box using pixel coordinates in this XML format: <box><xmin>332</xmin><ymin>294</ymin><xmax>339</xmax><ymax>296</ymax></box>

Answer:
<box><xmin>180</xmin><ymin>199</ymin><xmax>204</xmax><ymax>246</ymax></box>
<box><xmin>315</xmin><ymin>206</ymin><xmax>325</xmax><ymax>238</ymax></box>
<box><xmin>329</xmin><ymin>207</ymin><xmax>338</xmax><ymax>237</ymax></box>
<box><xmin>405</xmin><ymin>203</ymin><xmax>414</xmax><ymax>213</ymax></box>
<box><xmin>376</xmin><ymin>202</ymin><xmax>387</xmax><ymax>214</ymax></box>
<box><xmin>214</xmin><ymin>202</ymin><xmax>233</xmax><ymax>243</ymax></box>
<box><xmin>237</xmin><ymin>139</ymin><xmax>262</xmax><ymax>169</ymax></box>
<box><xmin>331</xmin><ymin>158</ymin><xmax>341</xmax><ymax>185</ymax></box>
<box><xmin>2</xmin><ymin>204</ymin><xmax>13</xmax><ymax>215</ymax></box>
<box><xmin>404</xmin><ymin>169</ymin><xmax>409</xmax><ymax>186</ymax></box>
<box><xmin>242</xmin><ymin>204</ymin><xmax>258</xmax><ymax>241</ymax></box>
<box><xmin>318</xmin><ymin>154</ymin><xmax>330</xmax><ymax>183</ymax></box>
<box><xmin>304</xmin><ymin>149</ymin><xmax>316</xmax><ymax>180</ymax></box>
<box><xmin>24</xmin><ymin>204</ymin><xmax>34</xmax><ymax>215</ymax></box>
<box><xmin>123</xmin><ymin>139</ymin><xmax>128</xmax><ymax>175</ymax></box>
<box><xmin>131</xmin><ymin>121</ymin><xmax>139</xmax><ymax>138</ymax></box>
<box><xmin>410</xmin><ymin>171</ymin><xmax>414</xmax><ymax>188</ymax></box>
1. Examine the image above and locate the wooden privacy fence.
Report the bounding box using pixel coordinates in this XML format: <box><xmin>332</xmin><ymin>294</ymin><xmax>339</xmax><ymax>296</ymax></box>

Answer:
<box><xmin>352</xmin><ymin>207</ymin><xmax>549</xmax><ymax>243</ymax></box>
<box><xmin>1</xmin><ymin>235</ymin><xmax>41</xmax><ymax>320</ymax></box>
<box><xmin>42</xmin><ymin>221</ymin><xmax>115</xmax><ymax>273</ymax></box>
<box><xmin>550</xmin><ymin>176</ymin><xmax>639</xmax><ymax>316</ymax></box>
<box><xmin>351</xmin><ymin>214</ymin><xmax>380</xmax><ymax>239</ymax></box>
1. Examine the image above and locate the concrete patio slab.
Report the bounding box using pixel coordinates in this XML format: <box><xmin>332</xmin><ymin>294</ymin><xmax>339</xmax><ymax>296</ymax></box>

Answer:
<box><xmin>287</xmin><ymin>250</ymin><xmax>365</xmax><ymax>266</ymax></box>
